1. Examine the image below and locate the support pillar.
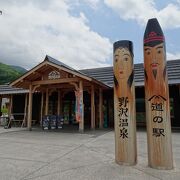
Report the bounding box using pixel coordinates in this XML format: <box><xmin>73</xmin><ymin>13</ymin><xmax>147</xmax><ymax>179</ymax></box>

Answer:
<box><xmin>91</xmin><ymin>85</ymin><xmax>95</xmax><ymax>129</ymax></box>
<box><xmin>45</xmin><ymin>89</ymin><xmax>49</xmax><ymax>115</ymax></box>
<box><xmin>8</xmin><ymin>95</ymin><xmax>13</xmax><ymax>117</ymax></box>
<box><xmin>27</xmin><ymin>84</ymin><xmax>33</xmax><ymax>131</ymax></box>
<box><xmin>22</xmin><ymin>94</ymin><xmax>28</xmax><ymax>127</ymax></box>
<box><xmin>40</xmin><ymin>92</ymin><xmax>44</xmax><ymax>125</ymax></box>
<box><xmin>79</xmin><ymin>81</ymin><xmax>84</xmax><ymax>132</ymax></box>
<box><xmin>60</xmin><ymin>91</ymin><xmax>63</xmax><ymax>115</ymax></box>
<box><xmin>0</xmin><ymin>96</ymin><xmax>2</xmax><ymax>115</ymax></box>
<box><xmin>99</xmin><ymin>88</ymin><xmax>103</xmax><ymax>128</ymax></box>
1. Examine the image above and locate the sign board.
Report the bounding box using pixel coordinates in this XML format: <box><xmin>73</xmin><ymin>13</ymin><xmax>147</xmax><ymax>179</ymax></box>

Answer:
<box><xmin>48</xmin><ymin>71</ymin><xmax>60</xmax><ymax>80</ymax></box>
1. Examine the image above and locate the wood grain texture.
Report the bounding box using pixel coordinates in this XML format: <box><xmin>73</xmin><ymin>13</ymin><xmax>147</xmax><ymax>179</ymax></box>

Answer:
<box><xmin>91</xmin><ymin>85</ymin><xmax>95</xmax><ymax>129</ymax></box>
<box><xmin>78</xmin><ymin>81</ymin><xmax>84</xmax><ymax>132</ymax></box>
<box><xmin>99</xmin><ymin>88</ymin><xmax>103</xmax><ymax>128</ymax></box>
<box><xmin>113</xmin><ymin>40</ymin><xmax>137</xmax><ymax>165</ymax></box>
<box><xmin>27</xmin><ymin>84</ymin><xmax>32</xmax><ymax>131</ymax></box>
<box><xmin>144</xmin><ymin>18</ymin><xmax>173</xmax><ymax>169</ymax></box>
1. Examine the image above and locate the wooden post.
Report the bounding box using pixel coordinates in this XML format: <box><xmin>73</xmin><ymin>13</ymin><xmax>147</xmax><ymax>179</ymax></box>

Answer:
<box><xmin>0</xmin><ymin>96</ymin><xmax>2</xmax><ymax>113</ymax></box>
<box><xmin>40</xmin><ymin>92</ymin><xmax>44</xmax><ymax>125</ymax></box>
<box><xmin>91</xmin><ymin>85</ymin><xmax>95</xmax><ymax>129</ymax></box>
<box><xmin>57</xmin><ymin>90</ymin><xmax>60</xmax><ymax>115</ymax></box>
<box><xmin>144</xmin><ymin>18</ymin><xmax>173</xmax><ymax>169</ymax></box>
<box><xmin>113</xmin><ymin>40</ymin><xmax>137</xmax><ymax>165</ymax></box>
<box><xmin>9</xmin><ymin>95</ymin><xmax>13</xmax><ymax>117</ymax></box>
<box><xmin>22</xmin><ymin>94</ymin><xmax>28</xmax><ymax>127</ymax></box>
<box><xmin>45</xmin><ymin>88</ymin><xmax>49</xmax><ymax>115</ymax></box>
<box><xmin>27</xmin><ymin>84</ymin><xmax>33</xmax><ymax>131</ymax></box>
<box><xmin>60</xmin><ymin>91</ymin><xmax>63</xmax><ymax>115</ymax></box>
<box><xmin>79</xmin><ymin>81</ymin><xmax>84</xmax><ymax>132</ymax></box>
<box><xmin>99</xmin><ymin>88</ymin><xmax>103</xmax><ymax>128</ymax></box>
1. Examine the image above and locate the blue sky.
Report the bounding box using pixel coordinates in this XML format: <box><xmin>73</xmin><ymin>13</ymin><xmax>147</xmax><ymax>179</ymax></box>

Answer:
<box><xmin>0</xmin><ymin>0</ymin><xmax>180</xmax><ymax>69</ymax></box>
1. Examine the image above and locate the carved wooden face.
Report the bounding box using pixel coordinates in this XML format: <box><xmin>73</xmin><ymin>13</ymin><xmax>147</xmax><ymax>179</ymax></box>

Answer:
<box><xmin>114</xmin><ymin>47</ymin><xmax>132</xmax><ymax>81</ymax></box>
<box><xmin>144</xmin><ymin>43</ymin><xmax>165</xmax><ymax>80</ymax></box>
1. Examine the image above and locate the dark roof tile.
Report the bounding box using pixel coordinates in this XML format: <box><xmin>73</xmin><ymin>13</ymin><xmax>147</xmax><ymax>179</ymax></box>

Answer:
<box><xmin>80</xmin><ymin>59</ymin><xmax>180</xmax><ymax>87</ymax></box>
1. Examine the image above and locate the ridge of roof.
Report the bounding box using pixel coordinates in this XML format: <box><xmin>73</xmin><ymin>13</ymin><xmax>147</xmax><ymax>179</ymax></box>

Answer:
<box><xmin>45</xmin><ymin>55</ymin><xmax>92</xmax><ymax>78</ymax></box>
<box><xmin>44</xmin><ymin>55</ymin><xmax>110</xmax><ymax>88</ymax></box>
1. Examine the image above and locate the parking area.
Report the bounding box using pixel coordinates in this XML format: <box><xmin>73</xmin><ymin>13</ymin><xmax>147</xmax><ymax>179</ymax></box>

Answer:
<box><xmin>0</xmin><ymin>127</ymin><xmax>180</xmax><ymax>180</ymax></box>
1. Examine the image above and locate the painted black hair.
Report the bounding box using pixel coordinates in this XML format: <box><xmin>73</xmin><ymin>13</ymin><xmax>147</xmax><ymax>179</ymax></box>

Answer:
<box><xmin>144</xmin><ymin>18</ymin><xmax>165</xmax><ymax>47</ymax></box>
<box><xmin>113</xmin><ymin>40</ymin><xmax>134</xmax><ymax>57</ymax></box>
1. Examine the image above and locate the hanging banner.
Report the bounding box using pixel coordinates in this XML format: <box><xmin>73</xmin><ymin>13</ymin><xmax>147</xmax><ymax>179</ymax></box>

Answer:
<box><xmin>75</xmin><ymin>90</ymin><xmax>83</xmax><ymax>122</ymax></box>
<box><xmin>144</xmin><ymin>18</ymin><xmax>173</xmax><ymax>169</ymax></box>
<box><xmin>113</xmin><ymin>40</ymin><xmax>137</xmax><ymax>165</ymax></box>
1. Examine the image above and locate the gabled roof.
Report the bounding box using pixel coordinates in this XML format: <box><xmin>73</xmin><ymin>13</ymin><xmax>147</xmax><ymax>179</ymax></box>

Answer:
<box><xmin>10</xmin><ymin>55</ymin><xmax>110</xmax><ymax>89</ymax></box>
<box><xmin>80</xmin><ymin>59</ymin><xmax>180</xmax><ymax>87</ymax></box>
<box><xmin>45</xmin><ymin>55</ymin><xmax>88</xmax><ymax>77</ymax></box>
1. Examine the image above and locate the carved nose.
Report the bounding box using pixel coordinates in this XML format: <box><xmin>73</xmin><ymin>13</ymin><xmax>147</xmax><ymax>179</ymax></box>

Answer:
<box><xmin>119</xmin><ymin>61</ymin><xmax>124</xmax><ymax>69</ymax></box>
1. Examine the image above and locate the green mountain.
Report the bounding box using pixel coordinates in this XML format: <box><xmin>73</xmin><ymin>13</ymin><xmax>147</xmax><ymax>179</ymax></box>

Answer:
<box><xmin>0</xmin><ymin>62</ymin><xmax>27</xmax><ymax>85</ymax></box>
<box><xmin>10</xmin><ymin>65</ymin><xmax>27</xmax><ymax>74</ymax></box>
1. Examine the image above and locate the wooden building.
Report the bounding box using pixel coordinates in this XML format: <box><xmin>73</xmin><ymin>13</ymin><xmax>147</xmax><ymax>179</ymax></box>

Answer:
<box><xmin>0</xmin><ymin>56</ymin><xmax>180</xmax><ymax>130</ymax></box>
<box><xmin>1</xmin><ymin>55</ymin><xmax>108</xmax><ymax>131</ymax></box>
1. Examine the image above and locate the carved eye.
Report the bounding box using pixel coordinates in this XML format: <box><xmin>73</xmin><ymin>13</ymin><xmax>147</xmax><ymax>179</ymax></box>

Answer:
<box><xmin>115</xmin><ymin>58</ymin><xmax>118</xmax><ymax>62</ymax></box>
<box><xmin>157</xmin><ymin>50</ymin><xmax>161</xmax><ymax>54</ymax></box>
<box><xmin>123</xmin><ymin>55</ymin><xmax>129</xmax><ymax>61</ymax></box>
<box><xmin>147</xmin><ymin>51</ymin><xmax>150</xmax><ymax>55</ymax></box>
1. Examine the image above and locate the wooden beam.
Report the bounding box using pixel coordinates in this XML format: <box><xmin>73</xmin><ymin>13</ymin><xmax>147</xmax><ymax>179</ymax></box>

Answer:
<box><xmin>79</xmin><ymin>81</ymin><xmax>84</xmax><ymax>132</ymax></box>
<box><xmin>10</xmin><ymin>61</ymin><xmax>47</xmax><ymax>87</ymax></box>
<box><xmin>32</xmin><ymin>85</ymin><xmax>40</xmax><ymax>93</ymax></box>
<box><xmin>91</xmin><ymin>85</ymin><xmax>95</xmax><ymax>129</ymax></box>
<box><xmin>32</xmin><ymin>71</ymin><xmax>42</xmax><ymax>76</ymax></box>
<box><xmin>70</xmin><ymin>82</ymin><xmax>79</xmax><ymax>91</ymax></box>
<box><xmin>45</xmin><ymin>89</ymin><xmax>49</xmax><ymax>115</ymax></box>
<box><xmin>32</xmin><ymin>77</ymin><xmax>80</xmax><ymax>86</ymax></box>
<box><xmin>99</xmin><ymin>88</ymin><xmax>103</xmax><ymax>128</ymax></box>
<box><xmin>47</xmin><ymin>61</ymin><xmax>92</xmax><ymax>81</ymax></box>
<box><xmin>27</xmin><ymin>84</ymin><xmax>33</xmax><ymax>131</ymax></box>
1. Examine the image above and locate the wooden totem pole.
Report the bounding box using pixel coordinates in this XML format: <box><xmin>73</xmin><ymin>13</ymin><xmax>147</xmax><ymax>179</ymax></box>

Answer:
<box><xmin>114</xmin><ymin>40</ymin><xmax>137</xmax><ymax>165</ymax></box>
<box><xmin>144</xmin><ymin>18</ymin><xmax>173</xmax><ymax>169</ymax></box>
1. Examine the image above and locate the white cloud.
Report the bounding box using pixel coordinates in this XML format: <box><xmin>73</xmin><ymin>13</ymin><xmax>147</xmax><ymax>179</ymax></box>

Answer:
<box><xmin>84</xmin><ymin>0</ymin><xmax>100</xmax><ymax>9</ymax></box>
<box><xmin>104</xmin><ymin>0</ymin><xmax>180</xmax><ymax>29</ymax></box>
<box><xmin>0</xmin><ymin>0</ymin><xmax>112</xmax><ymax>69</ymax></box>
<box><xmin>70</xmin><ymin>0</ymin><xmax>100</xmax><ymax>9</ymax></box>
<box><xmin>167</xmin><ymin>52</ymin><xmax>180</xmax><ymax>60</ymax></box>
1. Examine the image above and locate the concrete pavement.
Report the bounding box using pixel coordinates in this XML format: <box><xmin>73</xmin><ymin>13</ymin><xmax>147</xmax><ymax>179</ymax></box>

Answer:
<box><xmin>0</xmin><ymin>127</ymin><xmax>179</xmax><ymax>180</ymax></box>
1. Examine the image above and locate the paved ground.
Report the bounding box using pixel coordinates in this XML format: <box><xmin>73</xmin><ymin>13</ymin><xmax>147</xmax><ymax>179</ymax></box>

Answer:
<box><xmin>0</xmin><ymin>127</ymin><xmax>180</xmax><ymax>180</ymax></box>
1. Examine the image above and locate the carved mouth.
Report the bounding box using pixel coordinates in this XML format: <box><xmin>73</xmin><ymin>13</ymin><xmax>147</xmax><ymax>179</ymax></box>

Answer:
<box><xmin>119</xmin><ymin>71</ymin><xmax>123</xmax><ymax>74</ymax></box>
<box><xmin>151</xmin><ymin>63</ymin><xmax>159</xmax><ymax>68</ymax></box>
